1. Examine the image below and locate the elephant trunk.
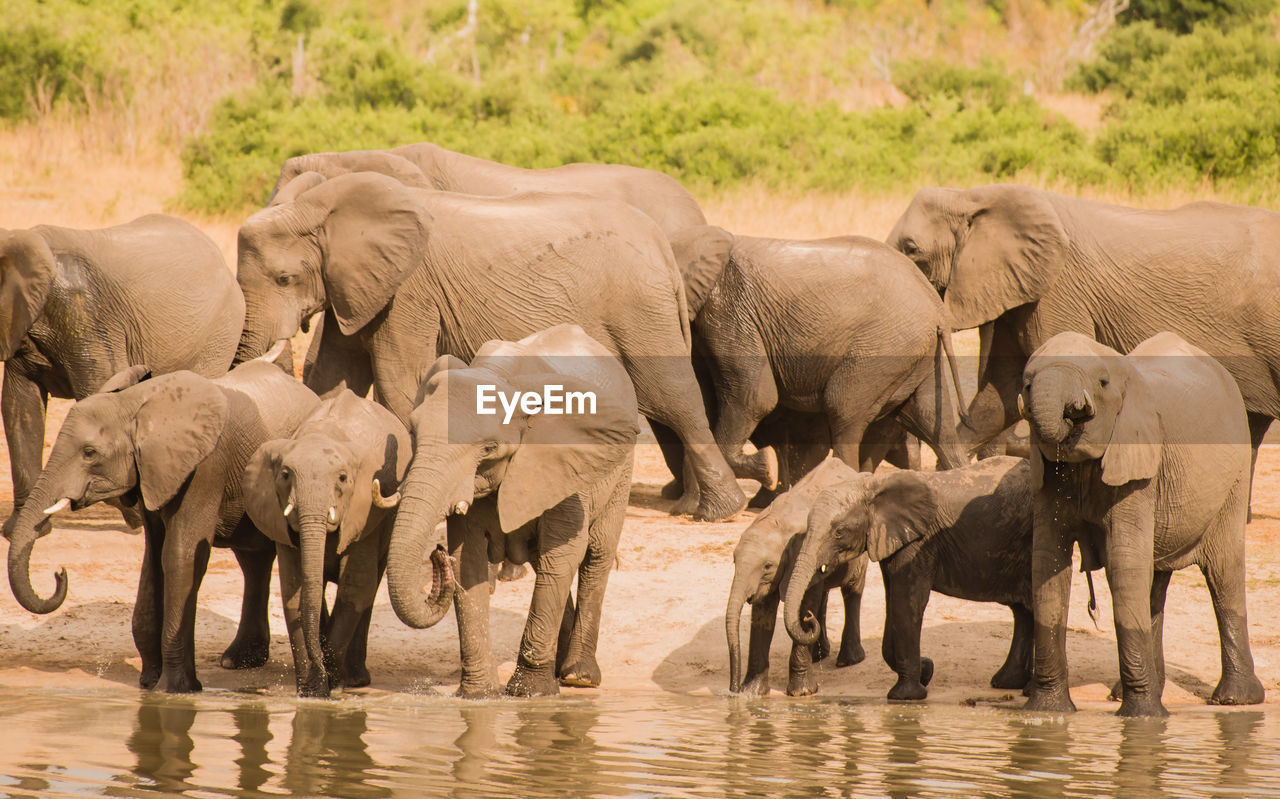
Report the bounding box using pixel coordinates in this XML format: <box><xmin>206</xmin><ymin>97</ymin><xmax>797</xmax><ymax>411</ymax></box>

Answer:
<box><xmin>6</xmin><ymin>448</ymin><xmax>75</xmax><ymax>613</ymax></box>
<box><xmin>297</xmin><ymin>511</ymin><xmax>330</xmax><ymax>693</ymax></box>
<box><xmin>1028</xmin><ymin>367</ymin><xmax>1092</xmax><ymax>445</ymax></box>
<box><xmin>386</xmin><ymin>447</ymin><xmax>474</xmax><ymax>629</ymax></box>
<box><xmin>725</xmin><ymin>565</ymin><xmax>756</xmax><ymax>693</ymax></box>
<box><xmin>783</xmin><ymin>534</ymin><xmax>826</xmax><ymax>647</ymax></box>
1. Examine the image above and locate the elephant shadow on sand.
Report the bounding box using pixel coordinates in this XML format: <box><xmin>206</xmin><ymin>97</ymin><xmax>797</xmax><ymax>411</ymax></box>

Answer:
<box><xmin>652</xmin><ymin>613</ymin><xmax>1215</xmax><ymax>701</ymax></box>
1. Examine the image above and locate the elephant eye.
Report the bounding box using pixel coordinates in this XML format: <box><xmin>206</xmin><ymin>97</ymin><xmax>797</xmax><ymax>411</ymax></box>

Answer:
<box><xmin>901</xmin><ymin>239</ymin><xmax>920</xmax><ymax>255</ymax></box>
<box><xmin>1099</xmin><ymin>378</ymin><xmax>1109</xmax><ymax>387</ymax></box>
<box><xmin>82</xmin><ymin>445</ymin><xmax>96</xmax><ymax>460</ymax></box>
<box><xmin>480</xmin><ymin>441</ymin><xmax>499</xmax><ymax>455</ymax></box>
<box><xmin>275</xmin><ymin>274</ymin><xmax>292</xmax><ymax>287</ymax></box>
<box><xmin>338</xmin><ymin>472</ymin><xmax>348</xmax><ymax>483</ymax></box>
<box><xmin>280</xmin><ymin>468</ymin><xmax>291</xmax><ymax>481</ymax></box>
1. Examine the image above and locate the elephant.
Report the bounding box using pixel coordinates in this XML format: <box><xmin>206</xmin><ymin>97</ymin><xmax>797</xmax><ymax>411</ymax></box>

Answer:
<box><xmin>266</xmin><ymin>142</ymin><xmax>707</xmax><ymax>239</ymax></box>
<box><xmin>385</xmin><ymin>324</ymin><xmax>639</xmax><ymax>698</ymax></box>
<box><xmin>726</xmin><ymin>458</ymin><xmax>867</xmax><ymax>697</ymax></box>
<box><xmin>669</xmin><ymin>225</ymin><xmax>969</xmax><ymax>489</ymax></box>
<box><xmin>1021</xmin><ymin>331</ymin><xmax>1264</xmax><ymax>717</ymax></box>
<box><xmin>785</xmin><ymin>456</ymin><xmax>1034</xmax><ymax>701</ymax></box>
<box><xmin>6</xmin><ymin>349</ymin><xmax>321</xmax><ymax>692</ymax></box>
<box><xmin>887</xmin><ymin>184</ymin><xmax>1280</xmax><ymax>476</ymax></box>
<box><xmin>0</xmin><ymin>215</ymin><xmax>243</xmax><ymax>536</ymax></box>
<box><xmin>242</xmin><ymin>389</ymin><xmax>409</xmax><ymax>697</ymax></box>
<box><xmin>235</xmin><ymin>171</ymin><xmax>744</xmax><ymax>522</ymax></box>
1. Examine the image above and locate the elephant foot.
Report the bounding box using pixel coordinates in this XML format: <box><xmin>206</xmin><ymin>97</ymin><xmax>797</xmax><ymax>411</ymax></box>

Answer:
<box><xmin>341</xmin><ymin>664</ymin><xmax>372</xmax><ymax>689</ymax></box>
<box><xmin>162</xmin><ymin>670</ymin><xmax>203</xmax><ymax>694</ymax></box>
<box><xmin>739</xmin><ymin>672</ymin><xmax>770</xmax><ymax>697</ymax></box>
<box><xmin>786</xmin><ymin>670</ymin><xmax>818</xmax><ymax>697</ymax></box>
<box><xmin>747</xmin><ymin>486</ymin><xmax>779</xmax><ymax>509</ymax></box>
<box><xmin>669</xmin><ymin>489</ymin><xmax>700</xmax><ymax>518</ymax></box>
<box><xmin>990</xmin><ymin>662</ymin><xmax>1031</xmax><ymax>690</ymax></box>
<box><xmin>920</xmin><ymin>657</ymin><xmax>934</xmax><ymax>686</ymax></box>
<box><xmin>887</xmin><ymin>676</ymin><xmax>928</xmax><ymax>701</ymax></box>
<box><xmin>507</xmin><ymin>664</ymin><xmax>561</xmax><ymax>697</ymax></box>
<box><xmin>559</xmin><ymin>656</ymin><xmax>602</xmax><ymax>688</ymax></box>
<box><xmin>836</xmin><ymin>641</ymin><xmax>866</xmax><ymax>668</ymax></box>
<box><xmin>660</xmin><ymin>478</ymin><xmax>684</xmax><ymax>500</ymax></box>
<box><xmin>1210</xmin><ymin>672</ymin><xmax>1265</xmax><ymax>706</ymax></box>
<box><xmin>456</xmin><ymin>681</ymin><xmax>503</xmax><ymax>700</ymax></box>
<box><xmin>758</xmin><ymin>447</ymin><xmax>779</xmax><ymax>491</ymax></box>
<box><xmin>1116</xmin><ymin>691</ymin><xmax>1169</xmax><ymax>718</ymax></box>
<box><xmin>813</xmin><ymin>634</ymin><xmax>831</xmax><ymax>664</ymax></box>
<box><xmin>691</xmin><ymin>479</ymin><xmax>746</xmax><ymax>523</ymax></box>
<box><xmin>297</xmin><ymin>669</ymin><xmax>332</xmax><ymax>699</ymax></box>
<box><xmin>1023</xmin><ymin>686</ymin><xmax>1077</xmax><ymax>714</ymax></box>
<box><xmin>220</xmin><ymin>635</ymin><xmax>270</xmax><ymax>670</ymax></box>
<box><xmin>1107</xmin><ymin>678</ymin><xmax>1123</xmax><ymax>702</ymax></box>
<box><xmin>138</xmin><ymin>663</ymin><xmax>161</xmax><ymax>690</ymax></box>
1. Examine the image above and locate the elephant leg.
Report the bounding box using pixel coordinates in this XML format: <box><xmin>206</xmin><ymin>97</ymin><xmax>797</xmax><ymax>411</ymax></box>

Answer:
<box><xmin>824</xmin><ymin>358</ymin><xmax>896</xmax><ymax>472</ymax></box>
<box><xmin>813</xmin><ymin>589</ymin><xmax>831</xmax><ymax>663</ymax></box>
<box><xmin>742</xmin><ymin>594</ymin><xmax>778</xmax><ymax>697</ymax></box>
<box><xmin>220</xmin><ymin>545</ymin><xmax>275</xmax><ymax>670</ymax></box>
<box><xmin>451</xmin><ymin>517</ymin><xmax>501</xmax><ymax>699</ymax></box>
<box><xmin>554</xmin><ymin>590</ymin><xmax>577</xmax><ymax>679</ymax></box>
<box><xmin>836</xmin><ymin>580</ymin><xmax>866</xmax><ymax>667</ymax></box>
<box><xmin>133</xmin><ymin>517</ymin><xmax>165</xmax><ymax>689</ymax></box>
<box><xmin>892</xmin><ymin>367</ymin><xmax>967</xmax><ymax>470</ymax></box>
<box><xmin>786</xmin><ymin>581</ymin><xmax>827</xmax><ymax>697</ymax></box>
<box><xmin>2</xmin><ymin>368</ymin><xmax>48</xmax><ymax>539</ymax></box>
<box><xmin>858</xmin><ymin>416</ymin><xmax>906</xmax><ymax>472</ymax></box>
<box><xmin>276</xmin><ymin>543</ymin><xmax>326</xmax><ymax>696</ymax></box>
<box><xmin>1104</xmin><ymin>493</ymin><xmax>1167</xmax><ymax>717</ymax></box>
<box><xmin>650</xmin><ymin>421</ymin><xmax>686</xmax><ymax>500</ymax></box>
<box><xmin>1246</xmin><ymin>412</ymin><xmax>1271</xmax><ymax>520</ymax></box>
<box><xmin>960</xmin><ymin>319</ymin><xmax>1026</xmax><ymax>454</ymax></box>
<box><xmin>1200</xmin><ymin>498</ymin><xmax>1265</xmax><ymax>705</ymax></box>
<box><xmin>560</xmin><ymin>470</ymin><xmax>629</xmax><ymax>688</ymax></box>
<box><xmin>881</xmin><ymin>567</ymin><xmax>932</xmax><ymax>701</ymax></box>
<box><xmin>709</xmin><ymin>365</ymin><xmax>780</xmax><ymax>488</ymax></box>
<box><xmin>342</xmin><ymin>606</ymin><xmax>374</xmax><ymax>689</ymax></box>
<box><xmin>326</xmin><ymin>538</ymin><xmax>381</xmax><ymax>691</ymax></box>
<box><xmin>884</xmin><ymin>432</ymin><xmax>921</xmax><ymax>472</ymax></box>
<box><xmin>303</xmin><ymin>308</ymin><xmax>376</xmax><ymax>400</ymax></box>
<box><xmin>508</xmin><ymin>504</ymin><xmax>592</xmax><ymax>697</ymax></box>
<box><xmin>159</xmin><ymin>532</ymin><xmax>211</xmax><ymax>694</ymax></box>
<box><xmin>992</xmin><ymin>603</ymin><xmax>1034</xmax><ymax>689</ymax></box>
<box><xmin>1024</xmin><ymin>494</ymin><xmax>1077</xmax><ymax>713</ymax></box>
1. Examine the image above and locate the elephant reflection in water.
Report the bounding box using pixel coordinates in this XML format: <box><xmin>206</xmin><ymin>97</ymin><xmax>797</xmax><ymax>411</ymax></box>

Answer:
<box><xmin>284</xmin><ymin>706</ymin><xmax>387</xmax><ymax>799</ymax></box>
<box><xmin>125</xmin><ymin>697</ymin><xmax>198</xmax><ymax>793</ymax></box>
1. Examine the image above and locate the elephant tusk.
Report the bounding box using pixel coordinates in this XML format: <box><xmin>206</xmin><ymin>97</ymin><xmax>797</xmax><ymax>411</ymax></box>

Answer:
<box><xmin>256</xmin><ymin>339</ymin><xmax>289</xmax><ymax>364</ymax></box>
<box><xmin>1017</xmin><ymin>393</ymin><xmax>1027</xmax><ymax>419</ymax></box>
<box><xmin>283</xmin><ymin>502</ymin><xmax>293</xmax><ymax>517</ymax></box>
<box><xmin>329</xmin><ymin>506</ymin><xmax>337</xmax><ymax>524</ymax></box>
<box><xmin>453</xmin><ymin>500</ymin><xmax>470</xmax><ymax>516</ymax></box>
<box><xmin>1081</xmin><ymin>389</ymin><xmax>1094</xmax><ymax>416</ymax></box>
<box><xmin>371</xmin><ymin>478</ymin><xmax>401</xmax><ymax>509</ymax></box>
<box><xmin>43</xmin><ymin>498</ymin><xmax>70</xmax><ymax>515</ymax></box>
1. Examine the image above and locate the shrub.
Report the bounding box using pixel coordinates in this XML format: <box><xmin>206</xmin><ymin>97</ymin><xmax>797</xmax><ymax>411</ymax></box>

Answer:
<box><xmin>1121</xmin><ymin>0</ymin><xmax>1276</xmax><ymax>34</ymax></box>
<box><xmin>0</xmin><ymin>25</ymin><xmax>102</xmax><ymax>120</ymax></box>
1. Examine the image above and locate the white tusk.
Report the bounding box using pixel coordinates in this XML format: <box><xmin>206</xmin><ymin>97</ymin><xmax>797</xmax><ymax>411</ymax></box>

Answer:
<box><xmin>283</xmin><ymin>502</ymin><xmax>293</xmax><ymax>517</ymax></box>
<box><xmin>1081</xmin><ymin>389</ymin><xmax>1093</xmax><ymax>413</ymax></box>
<box><xmin>453</xmin><ymin>500</ymin><xmax>469</xmax><ymax>515</ymax></box>
<box><xmin>1017</xmin><ymin>393</ymin><xmax>1026</xmax><ymax>418</ymax></box>
<box><xmin>256</xmin><ymin>339</ymin><xmax>289</xmax><ymax>364</ymax></box>
<box><xmin>328</xmin><ymin>506</ymin><xmax>337</xmax><ymax>524</ymax></box>
<box><xmin>43</xmin><ymin>498</ymin><xmax>70</xmax><ymax>515</ymax></box>
<box><xmin>371</xmin><ymin>478</ymin><xmax>400</xmax><ymax>509</ymax></box>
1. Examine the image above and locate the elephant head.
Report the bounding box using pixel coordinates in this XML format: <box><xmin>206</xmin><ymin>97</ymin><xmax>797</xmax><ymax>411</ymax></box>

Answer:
<box><xmin>668</xmin><ymin>224</ymin><xmax>734</xmax><ymax>318</ymax></box>
<box><xmin>266</xmin><ymin>150</ymin><xmax>432</xmax><ymax>205</ymax></box>
<box><xmin>726</xmin><ymin>458</ymin><xmax>856</xmax><ymax>692</ymax></box>
<box><xmin>784</xmin><ymin>470</ymin><xmax>938</xmax><ymax>646</ymax></box>
<box><xmin>0</xmin><ymin>229</ymin><xmax>58</xmax><ymax>361</ymax></box>
<box><xmin>886</xmin><ymin>185</ymin><xmax>1069</xmax><ymax>330</ymax></box>
<box><xmin>386</xmin><ymin>346</ymin><xmax>638</xmax><ymax>630</ymax></box>
<box><xmin>235</xmin><ymin>172</ymin><xmax>428</xmax><ymax>362</ymax></box>
<box><xmin>1022</xmin><ymin>332</ymin><xmax>1160</xmax><ymax>487</ymax></box>
<box><xmin>7</xmin><ymin>368</ymin><xmax>226</xmax><ymax>613</ymax></box>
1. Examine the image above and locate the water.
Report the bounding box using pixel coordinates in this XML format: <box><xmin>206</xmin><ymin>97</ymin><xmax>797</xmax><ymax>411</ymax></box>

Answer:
<box><xmin>0</xmin><ymin>688</ymin><xmax>1277</xmax><ymax>798</ymax></box>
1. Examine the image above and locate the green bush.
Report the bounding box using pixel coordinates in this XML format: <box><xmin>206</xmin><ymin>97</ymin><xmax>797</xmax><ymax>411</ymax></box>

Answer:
<box><xmin>0</xmin><ymin>25</ymin><xmax>102</xmax><ymax>120</ymax></box>
<box><xmin>1121</xmin><ymin>0</ymin><xmax>1276</xmax><ymax>34</ymax></box>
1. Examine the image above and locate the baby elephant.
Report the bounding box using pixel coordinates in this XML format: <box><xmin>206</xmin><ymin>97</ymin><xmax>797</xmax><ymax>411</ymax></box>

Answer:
<box><xmin>727</xmin><ymin>458</ymin><xmax>867</xmax><ymax>697</ymax></box>
<box><xmin>785</xmin><ymin>456</ymin><xmax>1034</xmax><ymax>701</ymax></box>
<box><xmin>243</xmin><ymin>390</ymin><xmax>410</xmax><ymax>697</ymax></box>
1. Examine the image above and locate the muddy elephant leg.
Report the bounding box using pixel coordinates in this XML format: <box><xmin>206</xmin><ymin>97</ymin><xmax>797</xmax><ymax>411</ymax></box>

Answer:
<box><xmin>1024</xmin><ymin>491</ymin><xmax>1077</xmax><ymax>713</ymax></box>
<box><xmin>837</xmin><ymin>579</ymin><xmax>866</xmax><ymax>667</ymax></box>
<box><xmin>1201</xmin><ymin>493</ymin><xmax>1265</xmax><ymax>705</ymax></box>
<box><xmin>276</xmin><ymin>542</ymin><xmax>325</xmax><ymax>696</ymax></box>
<box><xmin>133</xmin><ymin>518</ymin><xmax>165</xmax><ymax>689</ymax></box>
<box><xmin>992</xmin><ymin>603</ymin><xmax>1034</xmax><ymax>689</ymax></box>
<box><xmin>451</xmin><ymin>516</ymin><xmax>501</xmax><ymax>699</ymax></box>
<box><xmin>1105</xmin><ymin>493</ymin><xmax>1168</xmax><ymax>717</ymax></box>
<box><xmin>882</xmin><ymin>567</ymin><xmax>933</xmax><ymax>701</ymax></box>
<box><xmin>326</xmin><ymin>535</ymin><xmax>382</xmax><ymax>690</ymax></box>
<box><xmin>159</xmin><ymin>531</ymin><xmax>211</xmax><ymax>694</ymax></box>
<box><xmin>303</xmin><ymin>308</ymin><xmax>376</xmax><ymax>400</ymax></box>
<box><xmin>220</xmin><ymin>546</ymin><xmax>275</xmax><ymax>670</ymax></box>
<box><xmin>742</xmin><ymin>594</ymin><xmax>778</xmax><ymax>697</ymax></box>
<box><xmin>2</xmin><ymin>368</ymin><xmax>48</xmax><ymax>538</ymax></box>
<box><xmin>787</xmin><ymin>582</ymin><xmax>830</xmax><ymax>697</ymax></box>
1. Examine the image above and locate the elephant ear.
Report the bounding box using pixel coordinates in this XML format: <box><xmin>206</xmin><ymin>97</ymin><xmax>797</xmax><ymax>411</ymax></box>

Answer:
<box><xmin>865</xmin><ymin>471</ymin><xmax>938</xmax><ymax>562</ymax></box>
<box><xmin>98</xmin><ymin>365</ymin><xmax>152</xmax><ymax>393</ymax></box>
<box><xmin>1100</xmin><ymin>372</ymin><xmax>1162</xmax><ymax>486</ymax></box>
<box><xmin>132</xmin><ymin>372</ymin><xmax>229</xmax><ymax>511</ymax></box>
<box><xmin>667</xmin><ymin>225</ymin><xmax>733</xmax><ymax>317</ymax></box>
<box><xmin>0</xmin><ymin>230</ymin><xmax>57</xmax><ymax>360</ymax></box>
<box><xmin>947</xmin><ymin>186</ymin><xmax>1067</xmax><ymax>330</ymax></box>
<box><xmin>242</xmin><ymin>441</ymin><xmax>293</xmax><ymax>547</ymax></box>
<box><xmin>497</xmin><ymin>373</ymin><xmax>638</xmax><ymax>533</ymax></box>
<box><xmin>313</xmin><ymin>173</ymin><xmax>429</xmax><ymax>336</ymax></box>
<box><xmin>268</xmin><ymin>171</ymin><xmax>327</xmax><ymax>207</ymax></box>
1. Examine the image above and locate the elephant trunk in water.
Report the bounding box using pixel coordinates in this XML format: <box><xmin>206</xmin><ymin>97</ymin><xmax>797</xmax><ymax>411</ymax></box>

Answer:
<box><xmin>6</xmin><ymin>441</ymin><xmax>76</xmax><ymax>614</ymax></box>
<box><xmin>386</xmin><ymin>444</ymin><xmax>473</xmax><ymax>629</ymax></box>
<box><xmin>1028</xmin><ymin>366</ymin><xmax>1092</xmax><ymax>446</ymax></box>
<box><xmin>296</xmin><ymin>504</ymin><xmax>331</xmax><ymax>696</ymax></box>
<box><xmin>725</xmin><ymin>565</ymin><xmax>757</xmax><ymax>693</ymax></box>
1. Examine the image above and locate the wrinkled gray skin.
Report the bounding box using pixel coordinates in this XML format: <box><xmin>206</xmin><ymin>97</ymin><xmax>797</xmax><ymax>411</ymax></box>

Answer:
<box><xmin>888</xmin><ymin>184</ymin><xmax>1280</xmax><ymax>476</ymax></box>
<box><xmin>236</xmin><ymin>171</ymin><xmax>743</xmax><ymax>522</ymax></box>
<box><xmin>670</xmin><ymin>226</ymin><xmax>969</xmax><ymax>489</ymax></box>
<box><xmin>7</xmin><ymin>355</ymin><xmax>319</xmax><ymax>692</ymax></box>
<box><xmin>1022</xmin><ymin>332</ymin><xmax>1263</xmax><ymax>717</ymax></box>
<box><xmin>0</xmin><ymin>216</ymin><xmax>243</xmax><ymax>537</ymax></box>
<box><xmin>727</xmin><ymin>459</ymin><xmax>867</xmax><ymax>697</ymax></box>
<box><xmin>386</xmin><ymin>325</ymin><xmax>639</xmax><ymax>698</ymax></box>
<box><xmin>786</xmin><ymin>456</ymin><xmax>1034</xmax><ymax>701</ymax></box>
<box><xmin>243</xmin><ymin>391</ymin><xmax>409</xmax><ymax>697</ymax></box>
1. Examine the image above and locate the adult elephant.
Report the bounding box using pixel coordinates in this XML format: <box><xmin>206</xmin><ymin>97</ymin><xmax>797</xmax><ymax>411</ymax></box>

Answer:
<box><xmin>671</xmin><ymin>225</ymin><xmax>969</xmax><ymax>481</ymax></box>
<box><xmin>235</xmin><ymin>172</ymin><xmax>744</xmax><ymax>521</ymax></box>
<box><xmin>887</xmin><ymin>184</ymin><xmax>1280</xmax><ymax>467</ymax></box>
<box><xmin>267</xmin><ymin>142</ymin><xmax>707</xmax><ymax>239</ymax></box>
<box><xmin>0</xmin><ymin>216</ymin><xmax>243</xmax><ymax>536</ymax></box>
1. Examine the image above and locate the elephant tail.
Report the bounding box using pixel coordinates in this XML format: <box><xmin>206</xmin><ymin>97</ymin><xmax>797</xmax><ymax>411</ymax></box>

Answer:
<box><xmin>938</xmin><ymin>326</ymin><xmax>972</xmax><ymax>430</ymax></box>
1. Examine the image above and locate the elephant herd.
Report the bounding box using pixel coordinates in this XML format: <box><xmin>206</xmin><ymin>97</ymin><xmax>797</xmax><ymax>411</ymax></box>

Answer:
<box><xmin>1</xmin><ymin>142</ymin><xmax>1277</xmax><ymax>717</ymax></box>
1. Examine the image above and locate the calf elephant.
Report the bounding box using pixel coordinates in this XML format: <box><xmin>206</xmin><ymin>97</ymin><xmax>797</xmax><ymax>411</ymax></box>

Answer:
<box><xmin>1022</xmin><ymin>332</ymin><xmax>1263</xmax><ymax>717</ymax></box>
<box><xmin>670</xmin><ymin>225</ymin><xmax>969</xmax><ymax>485</ymax></box>
<box><xmin>386</xmin><ymin>325</ymin><xmax>638</xmax><ymax>697</ymax></box>
<box><xmin>7</xmin><ymin>352</ymin><xmax>320</xmax><ymax>692</ymax></box>
<box><xmin>243</xmin><ymin>390</ymin><xmax>409</xmax><ymax>697</ymax></box>
<box><xmin>727</xmin><ymin>458</ymin><xmax>867</xmax><ymax>697</ymax></box>
<box><xmin>235</xmin><ymin>171</ymin><xmax>743</xmax><ymax>521</ymax></box>
<box><xmin>887</xmin><ymin>184</ymin><xmax>1280</xmax><ymax>473</ymax></box>
<box><xmin>787</xmin><ymin>456</ymin><xmax>1034</xmax><ymax>701</ymax></box>
<box><xmin>0</xmin><ymin>216</ymin><xmax>243</xmax><ymax>536</ymax></box>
